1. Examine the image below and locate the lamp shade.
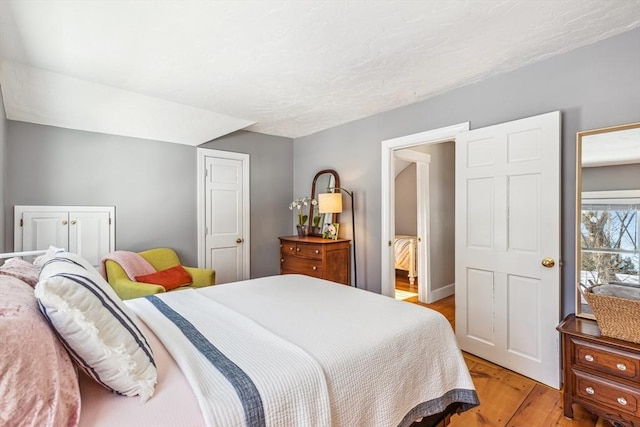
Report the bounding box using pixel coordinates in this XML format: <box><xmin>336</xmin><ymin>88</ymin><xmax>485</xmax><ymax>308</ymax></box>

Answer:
<box><xmin>318</xmin><ymin>192</ymin><xmax>343</xmax><ymax>214</ymax></box>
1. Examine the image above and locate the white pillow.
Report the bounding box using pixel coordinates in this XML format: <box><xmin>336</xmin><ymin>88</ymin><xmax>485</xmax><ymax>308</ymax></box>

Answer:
<box><xmin>35</xmin><ymin>252</ymin><xmax>157</xmax><ymax>402</ymax></box>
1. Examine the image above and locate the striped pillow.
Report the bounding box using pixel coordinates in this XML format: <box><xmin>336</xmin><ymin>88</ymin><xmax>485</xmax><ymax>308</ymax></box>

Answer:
<box><xmin>35</xmin><ymin>252</ymin><xmax>157</xmax><ymax>402</ymax></box>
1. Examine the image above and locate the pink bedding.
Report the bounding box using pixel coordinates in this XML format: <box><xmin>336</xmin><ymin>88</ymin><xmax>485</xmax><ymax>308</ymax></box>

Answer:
<box><xmin>0</xmin><ymin>275</ymin><xmax>80</xmax><ymax>427</ymax></box>
<box><xmin>78</xmin><ymin>314</ymin><xmax>205</xmax><ymax>427</ymax></box>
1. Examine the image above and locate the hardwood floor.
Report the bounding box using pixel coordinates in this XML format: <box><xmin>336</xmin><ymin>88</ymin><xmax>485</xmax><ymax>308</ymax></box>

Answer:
<box><xmin>395</xmin><ymin>275</ymin><xmax>604</xmax><ymax>427</ymax></box>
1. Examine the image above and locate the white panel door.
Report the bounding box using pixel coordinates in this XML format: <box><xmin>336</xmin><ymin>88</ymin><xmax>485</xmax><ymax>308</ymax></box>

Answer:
<box><xmin>204</xmin><ymin>155</ymin><xmax>247</xmax><ymax>284</ymax></box>
<box><xmin>455</xmin><ymin>111</ymin><xmax>561</xmax><ymax>388</ymax></box>
<box><xmin>69</xmin><ymin>211</ymin><xmax>112</xmax><ymax>267</ymax></box>
<box><xmin>21</xmin><ymin>211</ymin><xmax>69</xmax><ymax>254</ymax></box>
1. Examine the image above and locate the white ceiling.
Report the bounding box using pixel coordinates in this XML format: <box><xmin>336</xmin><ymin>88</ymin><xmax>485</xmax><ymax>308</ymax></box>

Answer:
<box><xmin>582</xmin><ymin>127</ymin><xmax>640</xmax><ymax>168</ymax></box>
<box><xmin>1</xmin><ymin>1</ymin><xmax>639</xmax><ymax>145</ymax></box>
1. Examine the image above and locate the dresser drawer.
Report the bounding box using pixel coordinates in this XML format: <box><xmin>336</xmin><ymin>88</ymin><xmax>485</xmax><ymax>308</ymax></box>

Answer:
<box><xmin>574</xmin><ymin>338</ymin><xmax>640</xmax><ymax>381</ymax></box>
<box><xmin>295</xmin><ymin>243</ymin><xmax>323</xmax><ymax>259</ymax></box>
<box><xmin>574</xmin><ymin>370</ymin><xmax>640</xmax><ymax>417</ymax></box>
<box><xmin>280</xmin><ymin>254</ymin><xmax>323</xmax><ymax>278</ymax></box>
<box><xmin>279</xmin><ymin>236</ymin><xmax>350</xmax><ymax>285</ymax></box>
<box><xmin>280</xmin><ymin>243</ymin><xmax>323</xmax><ymax>259</ymax></box>
<box><xmin>280</xmin><ymin>242</ymin><xmax>298</xmax><ymax>255</ymax></box>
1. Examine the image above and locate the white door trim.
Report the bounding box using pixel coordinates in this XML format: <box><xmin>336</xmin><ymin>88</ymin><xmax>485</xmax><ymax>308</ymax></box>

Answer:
<box><xmin>197</xmin><ymin>148</ymin><xmax>250</xmax><ymax>280</ymax></box>
<box><xmin>381</xmin><ymin>122</ymin><xmax>469</xmax><ymax>298</ymax></box>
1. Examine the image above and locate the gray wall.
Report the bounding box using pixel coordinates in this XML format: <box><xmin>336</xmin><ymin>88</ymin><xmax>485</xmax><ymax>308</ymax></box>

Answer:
<box><xmin>5</xmin><ymin>123</ymin><xmax>293</xmax><ymax>276</ymax></box>
<box><xmin>582</xmin><ymin>164</ymin><xmax>640</xmax><ymax>192</ymax></box>
<box><xmin>0</xmin><ymin>87</ymin><xmax>6</xmax><ymax>252</ymax></box>
<box><xmin>421</xmin><ymin>141</ymin><xmax>455</xmax><ymax>291</ymax></box>
<box><xmin>293</xmin><ymin>28</ymin><xmax>640</xmax><ymax>316</ymax></box>
<box><xmin>200</xmin><ymin>130</ymin><xmax>293</xmax><ymax>278</ymax></box>
<box><xmin>394</xmin><ymin>163</ymin><xmax>417</xmax><ymax>235</ymax></box>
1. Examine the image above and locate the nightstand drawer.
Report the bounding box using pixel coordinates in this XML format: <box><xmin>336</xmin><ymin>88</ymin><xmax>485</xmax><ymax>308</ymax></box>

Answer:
<box><xmin>574</xmin><ymin>338</ymin><xmax>640</xmax><ymax>381</ymax></box>
<box><xmin>574</xmin><ymin>370</ymin><xmax>640</xmax><ymax>417</ymax></box>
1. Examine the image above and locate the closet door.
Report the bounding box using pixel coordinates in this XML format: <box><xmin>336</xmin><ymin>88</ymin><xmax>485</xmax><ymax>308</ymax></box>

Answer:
<box><xmin>15</xmin><ymin>206</ymin><xmax>115</xmax><ymax>267</ymax></box>
<box><xmin>69</xmin><ymin>211</ymin><xmax>112</xmax><ymax>267</ymax></box>
<box><xmin>21</xmin><ymin>211</ymin><xmax>69</xmax><ymax>253</ymax></box>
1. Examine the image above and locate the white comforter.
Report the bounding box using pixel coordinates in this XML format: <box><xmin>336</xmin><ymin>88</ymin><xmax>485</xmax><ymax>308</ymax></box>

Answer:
<box><xmin>128</xmin><ymin>275</ymin><xmax>477</xmax><ymax>427</ymax></box>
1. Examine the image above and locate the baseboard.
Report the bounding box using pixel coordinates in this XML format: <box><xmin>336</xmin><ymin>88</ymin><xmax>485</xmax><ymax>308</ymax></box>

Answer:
<box><xmin>429</xmin><ymin>283</ymin><xmax>455</xmax><ymax>302</ymax></box>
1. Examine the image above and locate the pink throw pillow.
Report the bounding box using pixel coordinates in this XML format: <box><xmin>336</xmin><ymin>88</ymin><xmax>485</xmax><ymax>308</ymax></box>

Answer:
<box><xmin>0</xmin><ymin>257</ymin><xmax>40</xmax><ymax>287</ymax></box>
<box><xmin>0</xmin><ymin>276</ymin><xmax>81</xmax><ymax>426</ymax></box>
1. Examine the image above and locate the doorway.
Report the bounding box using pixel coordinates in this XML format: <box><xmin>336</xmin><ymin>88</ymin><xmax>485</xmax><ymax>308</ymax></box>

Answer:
<box><xmin>381</xmin><ymin>123</ymin><xmax>469</xmax><ymax>302</ymax></box>
<box><xmin>393</xmin><ymin>149</ymin><xmax>428</xmax><ymax>303</ymax></box>
<box><xmin>393</xmin><ymin>144</ymin><xmax>456</xmax><ymax>304</ymax></box>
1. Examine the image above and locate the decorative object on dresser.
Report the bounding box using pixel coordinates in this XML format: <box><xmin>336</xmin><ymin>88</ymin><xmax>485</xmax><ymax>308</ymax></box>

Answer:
<box><xmin>279</xmin><ymin>236</ymin><xmax>351</xmax><ymax>285</ymax></box>
<box><xmin>557</xmin><ymin>314</ymin><xmax>640</xmax><ymax>427</ymax></box>
<box><xmin>289</xmin><ymin>196</ymin><xmax>316</xmax><ymax>236</ymax></box>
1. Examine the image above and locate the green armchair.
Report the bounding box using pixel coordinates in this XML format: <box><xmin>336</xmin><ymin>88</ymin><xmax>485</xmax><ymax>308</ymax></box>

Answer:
<box><xmin>105</xmin><ymin>247</ymin><xmax>215</xmax><ymax>300</ymax></box>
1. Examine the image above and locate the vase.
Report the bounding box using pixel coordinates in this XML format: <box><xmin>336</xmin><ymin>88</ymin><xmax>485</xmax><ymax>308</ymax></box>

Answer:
<box><xmin>296</xmin><ymin>225</ymin><xmax>307</xmax><ymax>236</ymax></box>
<box><xmin>312</xmin><ymin>226</ymin><xmax>322</xmax><ymax>235</ymax></box>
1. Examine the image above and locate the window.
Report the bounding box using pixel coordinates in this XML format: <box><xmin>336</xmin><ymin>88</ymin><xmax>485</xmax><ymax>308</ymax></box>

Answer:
<box><xmin>580</xmin><ymin>192</ymin><xmax>639</xmax><ymax>287</ymax></box>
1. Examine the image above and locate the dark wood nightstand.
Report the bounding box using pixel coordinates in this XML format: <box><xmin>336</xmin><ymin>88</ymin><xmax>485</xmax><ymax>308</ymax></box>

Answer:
<box><xmin>278</xmin><ymin>236</ymin><xmax>351</xmax><ymax>285</ymax></box>
<box><xmin>557</xmin><ymin>314</ymin><xmax>640</xmax><ymax>427</ymax></box>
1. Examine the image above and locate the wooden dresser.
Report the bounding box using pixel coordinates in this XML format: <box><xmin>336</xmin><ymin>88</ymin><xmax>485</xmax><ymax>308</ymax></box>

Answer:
<box><xmin>278</xmin><ymin>236</ymin><xmax>351</xmax><ymax>285</ymax></box>
<box><xmin>557</xmin><ymin>314</ymin><xmax>640</xmax><ymax>427</ymax></box>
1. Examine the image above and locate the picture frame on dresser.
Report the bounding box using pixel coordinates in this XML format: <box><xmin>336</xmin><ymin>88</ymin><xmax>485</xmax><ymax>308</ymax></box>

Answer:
<box><xmin>322</xmin><ymin>223</ymin><xmax>339</xmax><ymax>240</ymax></box>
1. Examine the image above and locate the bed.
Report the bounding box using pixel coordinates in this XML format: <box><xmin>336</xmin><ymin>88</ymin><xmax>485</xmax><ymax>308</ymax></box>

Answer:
<box><xmin>1</xmin><ymin>249</ymin><xmax>478</xmax><ymax>427</ymax></box>
<box><xmin>395</xmin><ymin>235</ymin><xmax>418</xmax><ymax>285</ymax></box>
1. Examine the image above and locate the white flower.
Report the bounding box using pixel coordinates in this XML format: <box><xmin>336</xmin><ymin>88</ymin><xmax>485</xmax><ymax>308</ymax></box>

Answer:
<box><xmin>289</xmin><ymin>196</ymin><xmax>316</xmax><ymax>226</ymax></box>
<box><xmin>289</xmin><ymin>197</ymin><xmax>314</xmax><ymax>211</ymax></box>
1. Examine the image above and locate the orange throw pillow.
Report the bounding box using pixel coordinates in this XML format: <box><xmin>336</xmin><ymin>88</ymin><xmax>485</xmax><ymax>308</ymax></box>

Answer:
<box><xmin>134</xmin><ymin>265</ymin><xmax>192</xmax><ymax>291</ymax></box>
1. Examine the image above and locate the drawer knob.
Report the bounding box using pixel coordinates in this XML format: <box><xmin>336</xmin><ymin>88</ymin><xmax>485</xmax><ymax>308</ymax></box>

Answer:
<box><xmin>312</xmin><ymin>266</ymin><xmax>317</xmax><ymax>271</ymax></box>
<box><xmin>280</xmin><ymin>259</ymin><xmax>284</xmax><ymax>263</ymax></box>
<box><xmin>616</xmin><ymin>363</ymin><xmax>627</xmax><ymax>371</ymax></box>
<box><xmin>584</xmin><ymin>354</ymin><xmax>594</xmax><ymax>362</ymax></box>
<box><xmin>617</xmin><ymin>397</ymin><xmax>627</xmax><ymax>406</ymax></box>
<box><xmin>585</xmin><ymin>387</ymin><xmax>595</xmax><ymax>395</ymax></box>
<box><xmin>289</xmin><ymin>246</ymin><xmax>294</xmax><ymax>251</ymax></box>
<box><xmin>297</xmin><ymin>248</ymin><xmax>301</xmax><ymax>252</ymax></box>
<box><xmin>315</xmin><ymin>249</ymin><xmax>319</xmax><ymax>254</ymax></box>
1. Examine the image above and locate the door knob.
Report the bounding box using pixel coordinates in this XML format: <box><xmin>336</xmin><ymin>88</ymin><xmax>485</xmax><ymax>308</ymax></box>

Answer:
<box><xmin>541</xmin><ymin>257</ymin><xmax>555</xmax><ymax>268</ymax></box>
<box><xmin>236</xmin><ymin>238</ymin><xmax>243</xmax><ymax>244</ymax></box>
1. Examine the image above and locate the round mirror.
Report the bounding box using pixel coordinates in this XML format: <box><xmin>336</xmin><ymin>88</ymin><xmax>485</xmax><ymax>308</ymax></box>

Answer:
<box><xmin>309</xmin><ymin>169</ymin><xmax>340</xmax><ymax>236</ymax></box>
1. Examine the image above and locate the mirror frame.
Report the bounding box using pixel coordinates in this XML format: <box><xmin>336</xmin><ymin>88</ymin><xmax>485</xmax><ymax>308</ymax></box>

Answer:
<box><xmin>309</xmin><ymin>169</ymin><xmax>340</xmax><ymax>236</ymax></box>
<box><xmin>575</xmin><ymin>122</ymin><xmax>640</xmax><ymax>319</ymax></box>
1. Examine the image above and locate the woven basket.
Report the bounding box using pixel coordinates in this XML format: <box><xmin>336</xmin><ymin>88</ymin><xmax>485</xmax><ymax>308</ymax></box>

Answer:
<box><xmin>580</xmin><ymin>285</ymin><xmax>640</xmax><ymax>344</ymax></box>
